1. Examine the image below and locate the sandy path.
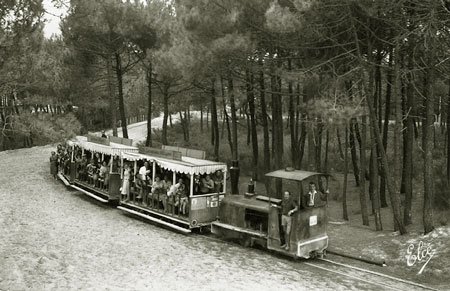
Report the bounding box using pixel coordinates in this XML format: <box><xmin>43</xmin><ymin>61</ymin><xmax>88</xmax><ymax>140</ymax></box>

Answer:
<box><xmin>104</xmin><ymin>112</ymin><xmax>202</xmax><ymax>145</ymax></box>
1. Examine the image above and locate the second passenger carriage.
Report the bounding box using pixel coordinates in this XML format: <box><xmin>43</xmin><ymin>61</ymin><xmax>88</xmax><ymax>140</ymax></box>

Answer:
<box><xmin>118</xmin><ymin>147</ymin><xmax>228</xmax><ymax>233</ymax></box>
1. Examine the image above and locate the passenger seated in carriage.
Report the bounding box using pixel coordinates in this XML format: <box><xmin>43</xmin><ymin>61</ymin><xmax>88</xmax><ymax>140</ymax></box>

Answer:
<box><xmin>161</xmin><ymin>180</ymin><xmax>173</xmax><ymax>211</ymax></box>
<box><xmin>199</xmin><ymin>174</ymin><xmax>215</xmax><ymax>194</ymax></box>
<box><xmin>86</xmin><ymin>159</ymin><xmax>95</xmax><ymax>184</ymax></box>
<box><xmin>63</xmin><ymin>150</ymin><xmax>71</xmax><ymax>175</ymax></box>
<box><xmin>150</xmin><ymin>176</ymin><xmax>165</xmax><ymax>208</ymax></box>
<box><xmin>92</xmin><ymin>162</ymin><xmax>99</xmax><ymax>187</ymax></box>
<box><xmin>74</xmin><ymin>154</ymin><xmax>82</xmax><ymax>179</ymax></box>
<box><xmin>93</xmin><ymin>153</ymin><xmax>101</xmax><ymax>165</ymax></box>
<box><xmin>99</xmin><ymin>161</ymin><xmax>109</xmax><ymax>189</ymax></box>
<box><xmin>110</xmin><ymin>156</ymin><xmax>120</xmax><ymax>173</ymax></box>
<box><xmin>173</xmin><ymin>178</ymin><xmax>185</xmax><ymax>209</ymax></box>
<box><xmin>178</xmin><ymin>180</ymin><xmax>188</xmax><ymax>215</ymax></box>
<box><xmin>79</xmin><ymin>155</ymin><xmax>88</xmax><ymax>181</ymax></box>
<box><xmin>57</xmin><ymin>144</ymin><xmax>64</xmax><ymax>156</ymax></box>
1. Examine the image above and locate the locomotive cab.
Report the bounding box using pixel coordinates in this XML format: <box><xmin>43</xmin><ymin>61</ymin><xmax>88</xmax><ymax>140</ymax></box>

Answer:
<box><xmin>212</xmin><ymin>169</ymin><xmax>329</xmax><ymax>259</ymax></box>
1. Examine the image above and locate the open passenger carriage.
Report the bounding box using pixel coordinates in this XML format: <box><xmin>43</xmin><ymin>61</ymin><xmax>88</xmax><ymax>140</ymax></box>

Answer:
<box><xmin>117</xmin><ymin>147</ymin><xmax>228</xmax><ymax>234</ymax></box>
<box><xmin>211</xmin><ymin>168</ymin><xmax>329</xmax><ymax>259</ymax></box>
<box><xmin>58</xmin><ymin>134</ymin><xmax>138</xmax><ymax>203</ymax></box>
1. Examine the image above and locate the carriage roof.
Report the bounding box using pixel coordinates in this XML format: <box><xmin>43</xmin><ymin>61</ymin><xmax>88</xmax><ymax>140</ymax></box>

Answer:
<box><xmin>69</xmin><ymin>136</ymin><xmax>138</xmax><ymax>156</ymax></box>
<box><xmin>121</xmin><ymin>151</ymin><xmax>227</xmax><ymax>175</ymax></box>
<box><xmin>265</xmin><ymin>169</ymin><xmax>329</xmax><ymax>182</ymax></box>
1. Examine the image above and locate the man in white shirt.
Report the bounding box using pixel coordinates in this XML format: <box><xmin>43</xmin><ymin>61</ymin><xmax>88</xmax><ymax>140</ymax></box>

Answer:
<box><xmin>139</xmin><ymin>161</ymin><xmax>150</xmax><ymax>181</ymax></box>
<box><xmin>138</xmin><ymin>161</ymin><xmax>151</xmax><ymax>203</ymax></box>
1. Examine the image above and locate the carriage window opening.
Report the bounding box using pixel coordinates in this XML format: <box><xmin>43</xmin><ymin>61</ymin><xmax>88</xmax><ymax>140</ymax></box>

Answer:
<box><xmin>245</xmin><ymin>209</ymin><xmax>268</xmax><ymax>232</ymax></box>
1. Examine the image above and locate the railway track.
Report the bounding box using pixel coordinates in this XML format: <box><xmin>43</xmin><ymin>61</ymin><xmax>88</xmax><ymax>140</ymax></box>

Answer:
<box><xmin>201</xmin><ymin>233</ymin><xmax>438</xmax><ymax>290</ymax></box>
<box><xmin>305</xmin><ymin>257</ymin><xmax>439</xmax><ymax>291</ymax></box>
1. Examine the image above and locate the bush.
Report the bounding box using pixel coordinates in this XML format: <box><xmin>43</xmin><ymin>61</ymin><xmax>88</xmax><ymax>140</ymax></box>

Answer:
<box><xmin>433</xmin><ymin>159</ymin><xmax>450</xmax><ymax>210</ymax></box>
<box><xmin>0</xmin><ymin>113</ymin><xmax>82</xmax><ymax>150</ymax></box>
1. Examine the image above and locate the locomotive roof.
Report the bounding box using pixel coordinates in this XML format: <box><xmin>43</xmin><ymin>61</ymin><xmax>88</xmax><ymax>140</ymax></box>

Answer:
<box><xmin>221</xmin><ymin>195</ymin><xmax>270</xmax><ymax>213</ymax></box>
<box><xmin>265</xmin><ymin>169</ymin><xmax>328</xmax><ymax>182</ymax></box>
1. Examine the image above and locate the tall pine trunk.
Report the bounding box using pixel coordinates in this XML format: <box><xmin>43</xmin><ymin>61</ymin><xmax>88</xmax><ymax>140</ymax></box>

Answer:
<box><xmin>288</xmin><ymin>59</ymin><xmax>297</xmax><ymax>166</ymax></box>
<box><xmin>221</xmin><ymin>77</ymin><xmax>233</xmax><ymax>154</ymax></box>
<box><xmin>200</xmin><ymin>103</ymin><xmax>203</xmax><ymax>133</ymax></box>
<box><xmin>259</xmin><ymin>66</ymin><xmax>271</xmax><ymax>188</ymax></box>
<box><xmin>423</xmin><ymin>58</ymin><xmax>436</xmax><ymax>234</ymax></box>
<box><xmin>145</xmin><ymin>63</ymin><xmax>152</xmax><ymax>147</ymax></box>
<box><xmin>403</xmin><ymin>46</ymin><xmax>415</xmax><ymax>225</ymax></box>
<box><xmin>392</xmin><ymin>40</ymin><xmax>403</xmax><ymax>231</ymax></box>
<box><xmin>447</xmin><ymin>79</ymin><xmax>450</xmax><ymax>188</ymax></box>
<box><xmin>162</xmin><ymin>86</ymin><xmax>169</xmax><ymax>145</ymax></box>
<box><xmin>211</xmin><ymin>78</ymin><xmax>220</xmax><ymax>161</ymax></box>
<box><xmin>246</xmin><ymin>70</ymin><xmax>258</xmax><ymax>179</ymax></box>
<box><xmin>271</xmin><ymin>62</ymin><xmax>284</xmax><ymax>197</ymax></box>
<box><xmin>316</xmin><ymin>121</ymin><xmax>323</xmax><ymax>172</ymax></box>
<box><xmin>359</xmin><ymin>115</ymin><xmax>369</xmax><ymax>226</ymax></box>
<box><xmin>228</xmin><ymin>78</ymin><xmax>238</xmax><ymax>161</ymax></box>
<box><xmin>380</xmin><ymin>48</ymin><xmax>393</xmax><ymax>208</ymax></box>
<box><xmin>349</xmin><ymin>119</ymin><xmax>360</xmax><ymax>186</ymax></box>
<box><xmin>370</xmin><ymin>96</ymin><xmax>383</xmax><ymax>230</ymax></box>
<box><xmin>115</xmin><ymin>53</ymin><xmax>128</xmax><ymax>138</ymax></box>
<box><xmin>343</xmin><ymin>124</ymin><xmax>349</xmax><ymax>220</ymax></box>
<box><xmin>106</xmin><ymin>55</ymin><xmax>117</xmax><ymax>137</ymax></box>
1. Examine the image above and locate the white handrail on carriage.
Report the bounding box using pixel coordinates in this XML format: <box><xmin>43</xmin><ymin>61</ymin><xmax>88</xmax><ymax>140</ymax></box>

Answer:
<box><xmin>71</xmin><ymin>184</ymin><xmax>108</xmax><ymax>203</ymax></box>
<box><xmin>211</xmin><ymin>221</ymin><xmax>267</xmax><ymax>238</ymax></box>
<box><xmin>117</xmin><ymin>206</ymin><xmax>191</xmax><ymax>234</ymax></box>
<box><xmin>190</xmin><ymin>192</ymin><xmax>224</xmax><ymax>198</ymax></box>
<box><xmin>57</xmin><ymin>173</ymin><xmax>71</xmax><ymax>186</ymax></box>
<box><xmin>120</xmin><ymin>202</ymin><xmax>190</xmax><ymax>226</ymax></box>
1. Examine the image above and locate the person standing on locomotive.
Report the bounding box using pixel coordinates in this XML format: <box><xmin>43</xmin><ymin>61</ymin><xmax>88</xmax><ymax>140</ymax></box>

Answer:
<box><xmin>304</xmin><ymin>182</ymin><xmax>328</xmax><ymax>208</ymax></box>
<box><xmin>213</xmin><ymin>170</ymin><xmax>224</xmax><ymax>192</ymax></box>
<box><xmin>280</xmin><ymin>191</ymin><xmax>298</xmax><ymax>251</ymax></box>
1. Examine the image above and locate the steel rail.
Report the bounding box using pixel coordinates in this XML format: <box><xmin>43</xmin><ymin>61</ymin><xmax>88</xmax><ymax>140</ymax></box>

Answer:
<box><xmin>303</xmin><ymin>261</ymin><xmax>401</xmax><ymax>290</ymax></box>
<box><xmin>308</xmin><ymin>257</ymin><xmax>439</xmax><ymax>291</ymax></box>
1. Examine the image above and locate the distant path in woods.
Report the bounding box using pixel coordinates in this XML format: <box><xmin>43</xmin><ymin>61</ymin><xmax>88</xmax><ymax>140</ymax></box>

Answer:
<box><xmin>104</xmin><ymin>112</ymin><xmax>202</xmax><ymax>145</ymax></box>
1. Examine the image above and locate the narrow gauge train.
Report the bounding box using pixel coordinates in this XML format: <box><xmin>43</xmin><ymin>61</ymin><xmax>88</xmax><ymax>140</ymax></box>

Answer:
<box><xmin>55</xmin><ymin>136</ymin><xmax>328</xmax><ymax>259</ymax></box>
<box><xmin>58</xmin><ymin>134</ymin><xmax>138</xmax><ymax>203</ymax></box>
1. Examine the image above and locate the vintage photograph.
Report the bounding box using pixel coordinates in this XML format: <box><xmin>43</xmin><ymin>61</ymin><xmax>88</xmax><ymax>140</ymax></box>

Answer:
<box><xmin>1</xmin><ymin>0</ymin><xmax>450</xmax><ymax>290</ymax></box>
